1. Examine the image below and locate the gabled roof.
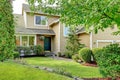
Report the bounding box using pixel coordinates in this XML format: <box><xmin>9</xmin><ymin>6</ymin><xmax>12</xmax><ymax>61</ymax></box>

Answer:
<box><xmin>49</xmin><ymin>19</ymin><xmax>59</xmax><ymax>26</ymax></box>
<box><xmin>22</xmin><ymin>4</ymin><xmax>60</xmax><ymax>17</ymax></box>
<box><xmin>76</xmin><ymin>27</ymin><xmax>86</xmax><ymax>34</ymax></box>
<box><xmin>15</xmin><ymin>28</ymin><xmax>55</xmax><ymax>35</ymax></box>
<box><xmin>22</xmin><ymin>4</ymin><xmax>31</xmax><ymax>13</ymax></box>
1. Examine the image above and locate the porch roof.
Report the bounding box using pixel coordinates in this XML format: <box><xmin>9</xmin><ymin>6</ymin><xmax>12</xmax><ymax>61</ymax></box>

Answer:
<box><xmin>76</xmin><ymin>27</ymin><xmax>86</xmax><ymax>34</ymax></box>
<box><xmin>15</xmin><ymin>28</ymin><xmax>55</xmax><ymax>35</ymax></box>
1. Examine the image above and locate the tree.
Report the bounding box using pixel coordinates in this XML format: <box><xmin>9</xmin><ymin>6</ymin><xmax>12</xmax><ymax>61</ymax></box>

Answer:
<box><xmin>28</xmin><ymin>0</ymin><xmax>120</xmax><ymax>33</ymax></box>
<box><xmin>0</xmin><ymin>0</ymin><xmax>15</xmax><ymax>61</ymax></box>
<box><xmin>65</xmin><ymin>27</ymin><xmax>84</xmax><ymax>58</ymax></box>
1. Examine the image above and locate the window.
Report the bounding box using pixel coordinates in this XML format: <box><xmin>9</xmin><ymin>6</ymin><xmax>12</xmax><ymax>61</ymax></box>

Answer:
<box><xmin>22</xmin><ymin>36</ymin><xmax>28</xmax><ymax>46</ymax></box>
<box><xmin>35</xmin><ymin>15</ymin><xmax>47</xmax><ymax>26</ymax></box>
<box><xmin>29</xmin><ymin>36</ymin><xmax>35</xmax><ymax>46</ymax></box>
<box><xmin>63</xmin><ymin>25</ymin><xmax>69</xmax><ymax>37</ymax></box>
<box><xmin>15</xmin><ymin>35</ymin><xmax>36</xmax><ymax>46</ymax></box>
<box><xmin>16</xmin><ymin>36</ymin><xmax>20</xmax><ymax>46</ymax></box>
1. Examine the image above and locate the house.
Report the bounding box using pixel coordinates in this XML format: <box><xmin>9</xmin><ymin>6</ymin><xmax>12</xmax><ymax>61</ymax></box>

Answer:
<box><xmin>77</xmin><ymin>26</ymin><xmax>120</xmax><ymax>49</ymax></box>
<box><xmin>14</xmin><ymin>4</ymin><xmax>68</xmax><ymax>54</ymax></box>
<box><xmin>15</xmin><ymin>4</ymin><xmax>120</xmax><ymax>55</ymax></box>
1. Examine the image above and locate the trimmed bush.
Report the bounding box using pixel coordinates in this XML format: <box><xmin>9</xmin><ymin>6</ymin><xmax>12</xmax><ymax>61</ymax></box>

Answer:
<box><xmin>96</xmin><ymin>43</ymin><xmax>120</xmax><ymax>78</ymax></box>
<box><xmin>15</xmin><ymin>45</ymin><xmax>44</xmax><ymax>56</ymax></box>
<box><xmin>79</xmin><ymin>48</ymin><xmax>92</xmax><ymax>63</ymax></box>
<box><xmin>92</xmin><ymin>48</ymin><xmax>103</xmax><ymax>61</ymax></box>
<box><xmin>72</xmin><ymin>54</ymin><xmax>80</xmax><ymax>62</ymax></box>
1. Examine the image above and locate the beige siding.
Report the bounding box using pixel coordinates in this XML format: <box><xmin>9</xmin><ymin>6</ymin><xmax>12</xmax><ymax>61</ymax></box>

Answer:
<box><xmin>14</xmin><ymin>14</ymin><xmax>25</xmax><ymax>28</ymax></box>
<box><xmin>60</xmin><ymin>23</ymin><xmax>67</xmax><ymax>53</ymax></box>
<box><xmin>92</xmin><ymin>26</ymin><xmax>120</xmax><ymax>48</ymax></box>
<box><xmin>97</xmin><ymin>42</ymin><xmax>112</xmax><ymax>48</ymax></box>
<box><xmin>26</xmin><ymin>13</ymin><xmax>59</xmax><ymax>29</ymax></box>
<box><xmin>78</xmin><ymin>33</ymin><xmax>90</xmax><ymax>48</ymax></box>
<box><xmin>51</xmin><ymin>23</ymin><xmax>59</xmax><ymax>54</ymax></box>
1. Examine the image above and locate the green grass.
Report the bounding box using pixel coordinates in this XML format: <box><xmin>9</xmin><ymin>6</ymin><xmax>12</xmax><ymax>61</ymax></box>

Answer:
<box><xmin>0</xmin><ymin>61</ymin><xmax>72</xmax><ymax>80</ymax></box>
<box><xmin>24</xmin><ymin>57</ymin><xmax>102</xmax><ymax>78</ymax></box>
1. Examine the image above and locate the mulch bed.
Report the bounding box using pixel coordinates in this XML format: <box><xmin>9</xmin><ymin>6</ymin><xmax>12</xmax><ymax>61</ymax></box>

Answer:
<box><xmin>82</xmin><ymin>61</ymin><xmax>98</xmax><ymax>67</ymax></box>
<box><xmin>83</xmin><ymin>77</ymin><xmax>120</xmax><ymax>80</ymax></box>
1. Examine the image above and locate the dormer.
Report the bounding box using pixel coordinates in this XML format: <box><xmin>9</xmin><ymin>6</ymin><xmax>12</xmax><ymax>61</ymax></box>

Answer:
<box><xmin>22</xmin><ymin>4</ymin><xmax>60</xmax><ymax>29</ymax></box>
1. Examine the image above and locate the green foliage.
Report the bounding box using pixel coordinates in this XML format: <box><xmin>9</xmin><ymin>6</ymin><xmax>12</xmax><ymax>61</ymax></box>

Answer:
<box><xmin>33</xmin><ymin>45</ymin><xmax>44</xmax><ymax>55</ymax></box>
<box><xmin>15</xmin><ymin>46</ymin><xmax>31</xmax><ymax>55</ymax></box>
<box><xmin>25</xmin><ymin>57</ymin><xmax>102</xmax><ymax>78</ymax></box>
<box><xmin>96</xmin><ymin>44</ymin><xmax>120</xmax><ymax>78</ymax></box>
<box><xmin>13</xmin><ymin>51</ymin><xmax>20</xmax><ymax>59</ymax></box>
<box><xmin>64</xmin><ymin>51</ymin><xmax>73</xmax><ymax>58</ymax></box>
<box><xmin>65</xmin><ymin>27</ymin><xmax>84</xmax><ymax>58</ymax></box>
<box><xmin>72</xmin><ymin>54</ymin><xmax>80</xmax><ymax>62</ymax></box>
<box><xmin>28</xmin><ymin>0</ymin><xmax>120</xmax><ymax>33</ymax></box>
<box><xmin>15</xmin><ymin>45</ymin><xmax>44</xmax><ymax>55</ymax></box>
<box><xmin>57</xmin><ymin>52</ymin><xmax>62</xmax><ymax>57</ymax></box>
<box><xmin>53</xmin><ymin>68</ymin><xmax>72</xmax><ymax>78</ymax></box>
<box><xmin>79</xmin><ymin>48</ymin><xmax>92</xmax><ymax>63</ymax></box>
<box><xmin>92</xmin><ymin>48</ymin><xmax>103</xmax><ymax>61</ymax></box>
<box><xmin>0</xmin><ymin>62</ymin><xmax>72</xmax><ymax>80</ymax></box>
<box><xmin>0</xmin><ymin>0</ymin><xmax>15</xmax><ymax>61</ymax></box>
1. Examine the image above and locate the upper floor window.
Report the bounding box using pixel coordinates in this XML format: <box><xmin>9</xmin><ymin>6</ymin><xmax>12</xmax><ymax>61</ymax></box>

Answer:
<box><xmin>63</xmin><ymin>24</ymin><xmax>69</xmax><ymax>37</ymax></box>
<box><xmin>34</xmin><ymin>15</ymin><xmax>48</xmax><ymax>26</ymax></box>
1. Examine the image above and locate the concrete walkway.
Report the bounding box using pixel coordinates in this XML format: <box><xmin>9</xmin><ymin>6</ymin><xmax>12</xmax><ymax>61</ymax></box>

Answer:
<box><xmin>53</xmin><ymin>57</ymin><xmax>73</xmax><ymax>61</ymax></box>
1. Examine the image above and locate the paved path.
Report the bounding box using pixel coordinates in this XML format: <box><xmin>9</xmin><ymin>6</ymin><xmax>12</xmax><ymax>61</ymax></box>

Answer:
<box><xmin>53</xmin><ymin>57</ymin><xmax>73</xmax><ymax>61</ymax></box>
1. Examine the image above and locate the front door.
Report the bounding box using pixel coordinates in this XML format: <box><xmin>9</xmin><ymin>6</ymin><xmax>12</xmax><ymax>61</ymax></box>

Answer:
<box><xmin>44</xmin><ymin>37</ymin><xmax>51</xmax><ymax>51</ymax></box>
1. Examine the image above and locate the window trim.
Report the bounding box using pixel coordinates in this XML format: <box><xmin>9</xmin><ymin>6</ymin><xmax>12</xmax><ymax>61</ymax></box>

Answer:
<box><xmin>34</xmin><ymin>15</ymin><xmax>48</xmax><ymax>26</ymax></box>
<box><xmin>16</xmin><ymin>35</ymin><xmax>36</xmax><ymax>47</ymax></box>
<box><xmin>63</xmin><ymin>24</ymin><xmax>69</xmax><ymax>37</ymax></box>
<box><xmin>96</xmin><ymin>40</ymin><xmax>120</xmax><ymax>48</ymax></box>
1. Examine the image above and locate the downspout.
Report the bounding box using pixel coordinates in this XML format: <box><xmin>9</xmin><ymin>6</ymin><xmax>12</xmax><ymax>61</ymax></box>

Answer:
<box><xmin>90</xmin><ymin>32</ymin><xmax>93</xmax><ymax>49</ymax></box>
<box><xmin>58</xmin><ymin>21</ymin><xmax>61</xmax><ymax>52</ymax></box>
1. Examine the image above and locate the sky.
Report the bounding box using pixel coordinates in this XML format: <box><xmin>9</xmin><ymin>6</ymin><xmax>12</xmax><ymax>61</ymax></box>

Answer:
<box><xmin>12</xmin><ymin>0</ymin><xmax>27</xmax><ymax>14</ymax></box>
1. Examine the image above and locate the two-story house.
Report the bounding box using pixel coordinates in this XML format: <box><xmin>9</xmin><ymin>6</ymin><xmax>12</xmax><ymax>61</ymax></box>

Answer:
<box><xmin>15</xmin><ymin>4</ymin><xmax>120</xmax><ymax>55</ymax></box>
<box><xmin>15</xmin><ymin>4</ymin><xmax>68</xmax><ymax>54</ymax></box>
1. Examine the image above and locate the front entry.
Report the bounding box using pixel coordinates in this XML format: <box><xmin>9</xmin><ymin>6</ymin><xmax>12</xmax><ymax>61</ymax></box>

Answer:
<box><xmin>44</xmin><ymin>37</ymin><xmax>51</xmax><ymax>51</ymax></box>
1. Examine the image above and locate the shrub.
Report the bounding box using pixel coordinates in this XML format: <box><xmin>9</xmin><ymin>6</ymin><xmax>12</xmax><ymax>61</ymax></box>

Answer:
<box><xmin>72</xmin><ymin>54</ymin><xmax>80</xmax><ymax>62</ymax></box>
<box><xmin>96</xmin><ymin>43</ymin><xmax>120</xmax><ymax>78</ymax></box>
<box><xmin>33</xmin><ymin>45</ymin><xmax>44</xmax><ymax>55</ymax></box>
<box><xmin>64</xmin><ymin>51</ymin><xmax>73</xmax><ymax>58</ymax></box>
<box><xmin>57</xmin><ymin>52</ymin><xmax>62</xmax><ymax>57</ymax></box>
<box><xmin>53</xmin><ymin>68</ymin><xmax>72</xmax><ymax>78</ymax></box>
<box><xmin>92</xmin><ymin>48</ymin><xmax>103</xmax><ymax>61</ymax></box>
<box><xmin>13</xmin><ymin>51</ymin><xmax>20</xmax><ymax>59</ymax></box>
<box><xmin>24</xmin><ymin>47</ymin><xmax>31</xmax><ymax>55</ymax></box>
<box><xmin>79</xmin><ymin>48</ymin><xmax>92</xmax><ymax>63</ymax></box>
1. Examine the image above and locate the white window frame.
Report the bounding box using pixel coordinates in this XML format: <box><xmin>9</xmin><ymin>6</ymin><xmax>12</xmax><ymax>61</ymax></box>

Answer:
<box><xmin>34</xmin><ymin>15</ymin><xmax>48</xmax><ymax>26</ymax></box>
<box><xmin>16</xmin><ymin>35</ymin><xmax>36</xmax><ymax>47</ymax></box>
<box><xmin>96</xmin><ymin>40</ymin><xmax>120</xmax><ymax>48</ymax></box>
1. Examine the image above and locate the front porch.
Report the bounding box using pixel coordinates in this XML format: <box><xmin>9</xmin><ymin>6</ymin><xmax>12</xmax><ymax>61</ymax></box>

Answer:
<box><xmin>15</xmin><ymin>27</ymin><xmax>56</xmax><ymax>56</ymax></box>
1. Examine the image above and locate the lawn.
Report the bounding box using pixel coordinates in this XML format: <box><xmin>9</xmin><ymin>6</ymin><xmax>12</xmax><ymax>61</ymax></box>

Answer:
<box><xmin>24</xmin><ymin>57</ymin><xmax>102</xmax><ymax>78</ymax></box>
<box><xmin>0</xmin><ymin>61</ymin><xmax>72</xmax><ymax>80</ymax></box>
